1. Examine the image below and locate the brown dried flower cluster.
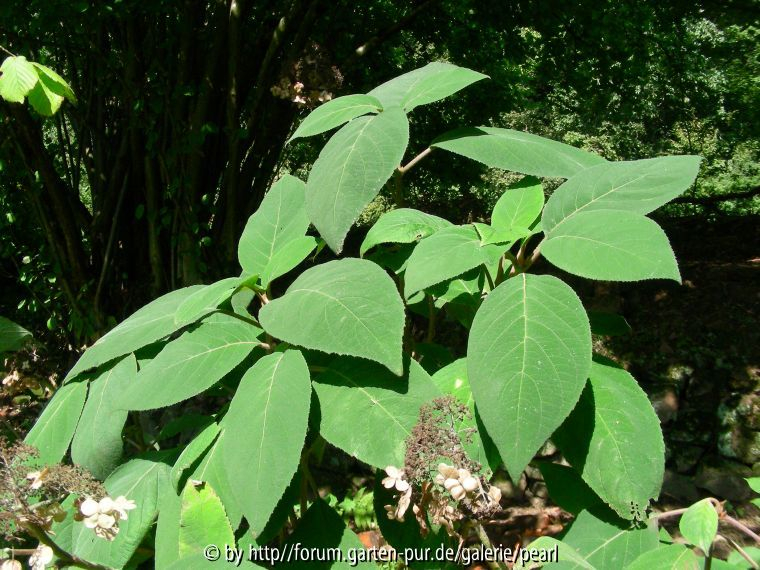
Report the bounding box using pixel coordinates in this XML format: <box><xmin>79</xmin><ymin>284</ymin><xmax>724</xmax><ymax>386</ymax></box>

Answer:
<box><xmin>0</xmin><ymin>439</ymin><xmax>104</xmax><ymax>542</ymax></box>
<box><xmin>271</xmin><ymin>42</ymin><xmax>342</xmax><ymax>107</ymax></box>
<box><xmin>382</xmin><ymin>397</ymin><xmax>503</xmax><ymax>539</ymax></box>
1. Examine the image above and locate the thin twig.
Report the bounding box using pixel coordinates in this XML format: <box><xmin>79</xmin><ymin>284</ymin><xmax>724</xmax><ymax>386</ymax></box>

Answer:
<box><xmin>722</xmin><ymin>535</ymin><xmax>760</xmax><ymax>569</ymax></box>
<box><xmin>398</xmin><ymin>147</ymin><xmax>433</xmax><ymax>175</ymax></box>
<box><xmin>723</xmin><ymin>514</ymin><xmax>760</xmax><ymax>544</ymax></box>
<box><xmin>0</xmin><ymin>44</ymin><xmax>16</xmax><ymax>57</ymax></box>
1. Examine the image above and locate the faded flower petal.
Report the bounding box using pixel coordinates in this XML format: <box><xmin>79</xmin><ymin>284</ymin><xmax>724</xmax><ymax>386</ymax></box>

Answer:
<box><xmin>97</xmin><ymin>513</ymin><xmax>116</xmax><ymax>529</ymax></box>
<box><xmin>28</xmin><ymin>544</ymin><xmax>53</xmax><ymax>570</ymax></box>
<box><xmin>113</xmin><ymin>496</ymin><xmax>136</xmax><ymax>519</ymax></box>
<box><xmin>83</xmin><ymin>514</ymin><xmax>100</xmax><ymax>529</ymax></box>
<box><xmin>98</xmin><ymin>497</ymin><xmax>115</xmax><ymax>513</ymax></box>
<box><xmin>461</xmin><ymin>476</ymin><xmax>479</xmax><ymax>492</ymax></box>
<box><xmin>26</xmin><ymin>469</ymin><xmax>48</xmax><ymax>490</ymax></box>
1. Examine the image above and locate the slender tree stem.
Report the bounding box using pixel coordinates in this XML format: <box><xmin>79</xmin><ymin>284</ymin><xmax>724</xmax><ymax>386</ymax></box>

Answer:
<box><xmin>0</xmin><ymin>44</ymin><xmax>15</xmax><ymax>57</ymax></box>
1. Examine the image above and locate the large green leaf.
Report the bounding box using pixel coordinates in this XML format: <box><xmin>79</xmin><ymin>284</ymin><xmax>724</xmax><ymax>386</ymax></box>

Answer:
<box><xmin>165</xmin><ymin>554</ymin><xmax>264</xmax><ymax>569</ymax></box>
<box><xmin>170</xmin><ymin>422</ymin><xmax>220</xmax><ymax>490</ymax></box>
<box><xmin>542</xmin><ymin>211</ymin><xmax>681</xmax><ymax>282</ymax></box>
<box><xmin>306</xmin><ymin>107</ymin><xmax>409</xmax><ymax>253</ymax></box>
<box><xmin>283</xmin><ymin>499</ymin><xmax>373</xmax><ymax>569</ymax></box>
<box><xmin>432</xmin><ymin>127</ymin><xmax>606</xmax><ymax>178</ymax></box>
<box><xmin>65</xmin><ymin>285</ymin><xmax>204</xmax><ymax>381</ymax></box>
<box><xmin>541</xmin><ymin>156</ymin><xmax>702</xmax><ymax>232</ymax></box>
<box><xmin>367</xmin><ymin>62</ymin><xmax>487</xmax><ymax>112</ymax></box>
<box><xmin>189</xmin><ymin>432</ymin><xmax>242</xmax><ymax>530</ymax></box>
<box><xmin>260</xmin><ymin>235</ymin><xmax>319</xmax><ymax>288</ymax></box>
<box><xmin>179</xmin><ymin>482</ymin><xmax>235</xmax><ymax>558</ymax></box>
<box><xmin>259</xmin><ymin>259</ymin><xmax>405</xmax><ymax>375</ymax></box>
<box><xmin>538</xmin><ymin>462</ymin><xmax>605</xmax><ymax>516</ymax></box>
<box><xmin>25</xmin><ymin>380</ymin><xmax>88</xmax><ymax>465</ymax></box>
<box><xmin>70</xmin><ymin>356</ymin><xmax>136</xmax><ymax>479</ymax></box>
<box><xmin>360</xmin><ymin>208</ymin><xmax>452</xmax><ymax>256</ymax></box>
<box><xmin>491</xmin><ymin>176</ymin><xmax>545</xmax><ymax>232</ymax></box>
<box><xmin>553</xmin><ymin>360</ymin><xmax>665</xmax><ymax>521</ymax></box>
<box><xmin>289</xmin><ymin>94</ymin><xmax>383</xmax><ymax>141</ymax></box>
<box><xmin>625</xmin><ymin>544</ymin><xmax>699</xmax><ymax>570</ymax></box>
<box><xmin>546</xmin><ymin>510</ymin><xmax>659</xmax><ymax>569</ymax></box>
<box><xmin>516</xmin><ymin>537</ymin><xmax>594</xmax><ymax>569</ymax></box>
<box><xmin>467</xmin><ymin>273</ymin><xmax>591</xmax><ymax>478</ymax></box>
<box><xmin>118</xmin><ymin>313</ymin><xmax>264</xmax><ymax>410</ymax></box>
<box><xmin>679</xmin><ymin>499</ymin><xmax>718</xmax><ymax>555</ymax></box>
<box><xmin>154</xmin><ymin>486</ymin><xmax>182</xmax><ymax>568</ymax></box>
<box><xmin>0</xmin><ymin>56</ymin><xmax>38</xmax><ymax>103</ymax></box>
<box><xmin>431</xmin><ymin>358</ymin><xmax>499</xmax><ymax>470</ymax></box>
<box><xmin>313</xmin><ymin>357</ymin><xmax>441</xmax><ymax>468</ymax></box>
<box><xmin>238</xmin><ymin>174</ymin><xmax>310</xmax><ymax>275</ymax></box>
<box><xmin>221</xmin><ymin>350</ymin><xmax>311</xmax><ymax>536</ymax></box>
<box><xmin>71</xmin><ymin>457</ymin><xmax>172</xmax><ymax>568</ymax></box>
<box><xmin>174</xmin><ymin>277</ymin><xmax>242</xmax><ymax>325</ymax></box>
<box><xmin>403</xmin><ymin>225</ymin><xmax>505</xmax><ymax>298</ymax></box>
<box><xmin>0</xmin><ymin>315</ymin><xmax>32</xmax><ymax>352</ymax></box>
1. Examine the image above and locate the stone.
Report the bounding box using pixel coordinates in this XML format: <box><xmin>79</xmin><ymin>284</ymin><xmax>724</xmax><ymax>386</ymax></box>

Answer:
<box><xmin>661</xmin><ymin>470</ymin><xmax>701</xmax><ymax>504</ymax></box>
<box><xmin>694</xmin><ymin>464</ymin><xmax>752</xmax><ymax>503</ymax></box>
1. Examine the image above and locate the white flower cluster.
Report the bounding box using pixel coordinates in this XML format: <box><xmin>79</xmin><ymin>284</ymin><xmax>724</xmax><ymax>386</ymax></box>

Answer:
<box><xmin>77</xmin><ymin>496</ymin><xmax>136</xmax><ymax>541</ymax></box>
<box><xmin>435</xmin><ymin>463</ymin><xmax>501</xmax><ymax>504</ymax></box>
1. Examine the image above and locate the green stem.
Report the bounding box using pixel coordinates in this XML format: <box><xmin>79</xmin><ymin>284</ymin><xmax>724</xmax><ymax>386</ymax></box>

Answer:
<box><xmin>25</xmin><ymin>524</ymin><xmax>109</xmax><ymax>570</ymax></box>
<box><xmin>473</xmin><ymin>522</ymin><xmax>508</xmax><ymax>570</ymax></box>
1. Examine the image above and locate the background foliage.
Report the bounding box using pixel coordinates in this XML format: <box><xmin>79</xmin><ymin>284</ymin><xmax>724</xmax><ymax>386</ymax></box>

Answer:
<box><xmin>0</xmin><ymin>0</ymin><xmax>757</xmax><ymax>348</ymax></box>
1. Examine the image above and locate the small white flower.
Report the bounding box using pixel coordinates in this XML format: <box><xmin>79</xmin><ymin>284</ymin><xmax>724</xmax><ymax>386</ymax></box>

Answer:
<box><xmin>450</xmin><ymin>485</ymin><xmax>466</xmax><ymax>501</ymax></box>
<box><xmin>98</xmin><ymin>497</ymin><xmax>115</xmax><ymax>513</ymax></box>
<box><xmin>112</xmin><ymin>496</ymin><xmax>136</xmax><ymax>520</ymax></box>
<box><xmin>1</xmin><ymin>559</ymin><xmax>23</xmax><ymax>570</ymax></box>
<box><xmin>461</xmin><ymin>476</ymin><xmax>480</xmax><ymax>492</ymax></box>
<box><xmin>382</xmin><ymin>466</ymin><xmax>410</xmax><ymax>492</ymax></box>
<box><xmin>28</xmin><ymin>544</ymin><xmax>53</xmax><ymax>570</ymax></box>
<box><xmin>97</xmin><ymin>513</ymin><xmax>116</xmax><ymax>530</ymax></box>
<box><xmin>79</xmin><ymin>498</ymin><xmax>99</xmax><ymax>518</ymax></box>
